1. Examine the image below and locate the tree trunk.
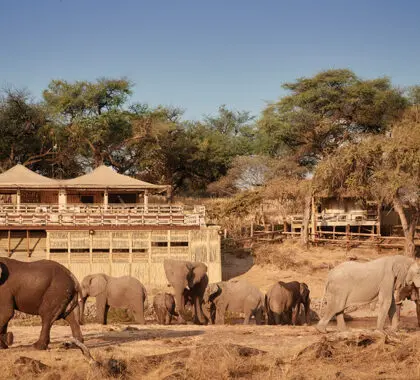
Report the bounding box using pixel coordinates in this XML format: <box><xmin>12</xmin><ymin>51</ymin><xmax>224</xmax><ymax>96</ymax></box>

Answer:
<box><xmin>300</xmin><ymin>195</ymin><xmax>312</xmax><ymax>248</ymax></box>
<box><xmin>393</xmin><ymin>198</ymin><xmax>418</xmax><ymax>257</ymax></box>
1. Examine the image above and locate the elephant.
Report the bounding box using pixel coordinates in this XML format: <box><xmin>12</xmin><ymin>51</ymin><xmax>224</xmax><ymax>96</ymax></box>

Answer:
<box><xmin>203</xmin><ymin>279</ymin><xmax>264</xmax><ymax>325</ymax></box>
<box><xmin>164</xmin><ymin>259</ymin><xmax>208</xmax><ymax>324</ymax></box>
<box><xmin>153</xmin><ymin>293</ymin><xmax>178</xmax><ymax>325</ymax></box>
<box><xmin>395</xmin><ymin>283</ymin><xmax>420</xmax><ymax>327</ymax></box>
<box><xmin>0</xmin><ymin>258</ymin><xmax>83</xmax><ymax>350</ymax></box>
<box><xmin>265</xmin><ymin>281</ymin><xmax>311</xmax><ymax>325</ymax></box>
<box><xmin>316</xmin><ymin>255</ymin><xmax>420</xmax><ymax>333</ymax></box>
<box><xmin>80</xmin><ymin>274</ymin><xmax>147</xmax><ymax>325</ymax></box>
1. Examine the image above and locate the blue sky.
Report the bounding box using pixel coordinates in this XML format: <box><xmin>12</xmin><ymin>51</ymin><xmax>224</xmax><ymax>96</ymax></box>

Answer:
<box><xmin>1</xmin><ymin>0</ymin><xmax>419</xmax><ymax>120</ymax></box>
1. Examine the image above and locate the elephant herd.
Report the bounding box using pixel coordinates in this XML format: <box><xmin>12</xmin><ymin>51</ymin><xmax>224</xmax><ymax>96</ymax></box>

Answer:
<box><xmin>0</xmin><ymin>254</ymin><xmax>418</xmax><ymax>350</ymax></box>
<box><xmin>160</xmin><ymin>259</ymin><xmax>311</xmax><ymax>326</ymax></box>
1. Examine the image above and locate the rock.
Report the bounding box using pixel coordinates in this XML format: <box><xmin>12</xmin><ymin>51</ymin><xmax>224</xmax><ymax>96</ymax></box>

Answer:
<box><xmin>393</xmin><ymin>345</ymin><xmax>411</xmax><ymax>362</ymax></box>
<box><xmin>105</xmin><ymin>358</ymin><xmax>128</xmax><ymax>378</ymax></box>
<box><xmin>226</xmin><ymin>343</ymin><xmax>267</xmax><ymax>357</ymax></box>
<box><xmin>14</xmin><ymin>356</ymin><xmax>50</xmax><ymax>377</ymax></box>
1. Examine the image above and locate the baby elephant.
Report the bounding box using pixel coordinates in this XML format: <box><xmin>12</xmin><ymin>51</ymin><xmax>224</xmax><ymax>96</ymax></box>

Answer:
<box><xmin>395</xmin><ymin>284</ymin><xmax>420</xmax><ymax>327</ymax></box>
<box><xmin>203</xmin><ymin>279</ymin><xmax>264</xmax><ymax>325</ymax></box>
<box><xmin>153</xmin><ymin>293</ymin><xmax>178</xmax><ymax>325</ymax></box>
<box><xmin>265</xmin><ymin>281</ymin><xmax>311</xmax><ymax>325</ymax></box>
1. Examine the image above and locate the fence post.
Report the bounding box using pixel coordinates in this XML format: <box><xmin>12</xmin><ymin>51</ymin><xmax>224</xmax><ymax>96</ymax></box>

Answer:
<box><xmin>250</xmin><ymin>222</ymin><xmax>254</xmax><ymax>238</ymax></box>
<box><xmin>346</xmin><ymin>224</ymin><xmax>350</xmax><ymax>252</ymax></box>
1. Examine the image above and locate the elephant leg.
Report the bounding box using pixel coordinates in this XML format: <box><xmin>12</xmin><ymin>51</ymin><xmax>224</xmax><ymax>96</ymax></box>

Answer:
<box><xmin>388</xmin><ymin>299</ymin><xmax>398</xmax><ymax>331</ymax></box>
<box><xmin>292</xmin><ymin>304</ymin><xmax>300</xmax><ymax>325</ymax></box>
<box><xmin>0</xmin><ymin>305</ymin><xmax>14</xmax><ymax>349</ymax></box>
<box><xmin>34</xmin><ymin>294</ymin><xmax>70</xmax><ymax>350</ymax></box>
<box><xmin>274</xmin><ymin>312</ymin><xmax>282</xmax><ymax>325</ymax></box>
<box><xmin>416</xmin><ymin>302</ymin><xmax>420</xmax><ymax>327</ymax></box>
<box><xmin>267</xmin><ymin>309</ymin><xmax>274</xmax><ymax>325</ymax></box>
<box><xmin>215</xmin><ymin>304</ymin><xmax>226</xmax><ymax>325</ymax></box>
<box><xmin>376</xmin><ymin>292</ymin><xmax>392</xmax><ymax>331</ymax></box>
<box><xmin>95</xmin><ymin>295</ymin><xmax>108</xmax><ymax>325</ymax></box>
<box><xmin>156</xmin><ymin>308</ymin><xmax>165</xmax><ymax>324</ymax></box>
<box><xmin>34</xmin><ymin>316</ymin><xmax>55</xmax><ymax>350</ymax></box>
<box><xmin>243</xmin><ymin>310</ymin><xmax>251</xmax><ymax>325</ymax></box>
<box><xmin>316</xmin><ymin>303</ymin><xmax>340</xmax><ymax>333</ymax></box>
<box><xmin>165</xmin><ymin>312</ymin><xmax>171</xmax><ymax>325</ymax></box>
<box><xmin>193</xmin><ymin>295</ymin><xmax>207</xmax><ymax>325</ymax></box>
<box><xmin>336</xmin><ymin>312</ymin><xmax>347</xmax><ymax>331</ymax></box>
<box><xmin>64</xmin><ymin>309</ymin><xmax>84</xmax><ymax>343</ymax></box>
<box><xmin>174</xmin><ymin>289</ymin><xmax>187</xmax><ymax>323</ymax></box>
<box><xmin>132</xmin><ymin>303</ymin><xmax>145</xmax><ymax>325</ymax></box>
<box><xmin>254</xmin><ymin>308</ymin><xmax>263</xmax><ymax>325</ymax></box>
<box><xmin>304</xmin><ymin>301</ymin><xmax>311</xmax><ymax>325</ymax></box>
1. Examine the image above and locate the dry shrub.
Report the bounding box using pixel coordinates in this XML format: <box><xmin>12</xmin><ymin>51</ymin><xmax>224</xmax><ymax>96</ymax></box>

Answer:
<box><xmin>287</xmin><ymin>332</ymin><xmax>420</xmax><ymax>380</ymax></box>
<box><xmin>253</xmin><ymin>242</ymin><xmax>309</xmax><ymax>270</ymax></box>
<box><xmin>127</xmin><ymin>344</ymin><xmax>282</xmax><ymax>380</ymax></box>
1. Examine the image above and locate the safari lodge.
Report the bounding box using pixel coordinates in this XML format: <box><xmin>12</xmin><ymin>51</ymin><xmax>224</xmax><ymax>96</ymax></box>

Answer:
<box><xmin>0</xmin><ymin>165</ymin><xmax>221</xmax><ymax>285</ymax></box>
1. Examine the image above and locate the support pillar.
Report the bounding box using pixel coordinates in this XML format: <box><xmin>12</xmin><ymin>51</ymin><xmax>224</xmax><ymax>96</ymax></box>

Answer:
<box><xmin>144</xmin><ymin>190</ymin><xmax>149</xmax><ymax>213</ymax></box>
<box><xmin>58</xmin><ymin>189</ymin><xmax>67</xmax><ymax>212</ymax></box>
<box><xmin>27</xmin><ymin>230</ymin><xmax>30</xmax><ymax>258</ymax></box>
<box><xmin>103</xmin><ymin>189</ymin><xmax>109</xmax><ymax>210</ymax></box>
<box><xmin>16</xmin><ymin>189</ymin><xmax>21</xmax><ymax>212</ymax></box>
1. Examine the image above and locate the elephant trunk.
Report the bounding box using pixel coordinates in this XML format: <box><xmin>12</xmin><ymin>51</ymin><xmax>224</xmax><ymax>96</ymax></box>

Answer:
<box><xmin>175</xmin><ymin>288</ymin><xmax>187</xmax><ymax>321</ymax></box>
<box><xmin>79</xmin><ymin>297</ymin><xmax>87</xmax><ymax>325</ymax></box>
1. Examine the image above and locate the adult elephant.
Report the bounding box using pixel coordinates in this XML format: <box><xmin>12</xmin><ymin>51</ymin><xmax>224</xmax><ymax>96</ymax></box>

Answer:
<box><xmin>0</xmin><ymin>258</ymin><xmax>83</xmax><ymax>350</ymax></box>
<box><xmin>164</xmin><ymin>259</ymin><xmax>208</xmax><ymax>324</ymax></box>
<box><xmin>203</xmin><ymin>279</ymin><xmax>264</xmax><ymax>325</ymax></box>
<box><xmin>79</xmin><ymin>274</ymin><xmax>147</xmax><ymax>325</ymax></box>
<box><xmin>265</xmin><ymin>281</ymin><xmax>311</xmax><ymax>325</ymax></box>
<box><xmin>316</xmin><ymin>255</ymin><xmax>420</xmax><ymax>333</ymax></box>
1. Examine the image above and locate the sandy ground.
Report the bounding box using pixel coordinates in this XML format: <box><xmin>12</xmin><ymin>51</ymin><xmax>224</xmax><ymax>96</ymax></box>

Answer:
<box><xmin>1</xmin><ymin>243</ymin><xmax>419</xmax><ymax>379</ymax></box>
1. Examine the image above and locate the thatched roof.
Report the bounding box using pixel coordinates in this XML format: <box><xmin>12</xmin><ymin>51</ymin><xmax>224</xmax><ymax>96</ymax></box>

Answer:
<box><xmin>0</xmin><ymin>164</ymin><xmax>167</xmax><ymax>192</ymax></box>
<box><xmin>0</xmin><ymin>164</ymin><xmax>59</xmax><ymax>189</ymax></box>
<box><xmin>62</xmin><ymin>165</ymin><xmax>167</xmax><ymax>191</ymax></box>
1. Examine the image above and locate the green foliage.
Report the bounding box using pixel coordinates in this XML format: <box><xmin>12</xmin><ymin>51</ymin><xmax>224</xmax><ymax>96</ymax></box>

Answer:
<box><xmin>259</xmin><ymin>69</ymin><xmax>407</xmax><ymax>167</ymax></box>
<box><xmin>0</xmin><ymin>89</ymin><xmax>55</xmax><ymax>171</ymax></box>
<box><xmin>314</xmin><ymin>107</ymin><xmax>420</xmax><ymax>205</ymax></box>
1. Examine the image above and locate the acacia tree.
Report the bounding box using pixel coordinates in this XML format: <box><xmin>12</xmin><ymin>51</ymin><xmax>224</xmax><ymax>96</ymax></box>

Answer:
<box><xmin>43</xmin><ymin>78</ymin><xmax>135</xmax><ymax>171</ymax></box>
<box><xmin>314</xmin><ymin>107</ymin><xmax>420</xmax><ymax>256</ymax></box>
<box><xmin>0</xmin><ymin>89</ymin><xmax>55</xmax><ymax>172</ymax></box>
<box><xmin>259</xmin><ymin>69</ymin><xmax>407</xmax><ymax>166</ymax></box>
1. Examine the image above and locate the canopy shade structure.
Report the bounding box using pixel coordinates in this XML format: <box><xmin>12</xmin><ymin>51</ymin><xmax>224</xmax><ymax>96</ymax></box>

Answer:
<box><xmin>0</xmin><ymin>164</ymin><xmax>169</xmax><ymax>193</ymax></box>
<box><xmin>0</xmin><ymin>164</ymin><xmax>60</xmax><ymax>189</ymax></box>
<box><xmin>61</xmin><ymin>165</ymin><xmax>168</xmax><ymax>192</ymax></box>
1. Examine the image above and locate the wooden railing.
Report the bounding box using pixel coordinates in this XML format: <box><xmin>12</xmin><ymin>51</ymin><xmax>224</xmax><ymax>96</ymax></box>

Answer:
<box><xmin>290</xmin><ymin>211</ymin><xmax>378</xmax><ymax>225</ymax></box>
<box><xmin>0</xmin><ymin>203</ymin><xmax>206</xmax><ymax>227</ymax></box>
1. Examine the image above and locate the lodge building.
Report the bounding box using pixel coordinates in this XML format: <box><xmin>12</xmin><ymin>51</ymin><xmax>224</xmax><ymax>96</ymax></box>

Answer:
<box><xmin>0</xmin><ymin>165</ymin><xmax>222</xmax><ymax>286</ymax></box>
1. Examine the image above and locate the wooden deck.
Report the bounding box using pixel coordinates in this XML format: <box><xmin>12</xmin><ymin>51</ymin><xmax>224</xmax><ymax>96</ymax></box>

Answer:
<box><xmin>0</xmin><ymin>203</ymin><xmax>206</xmax><ymax>228</ymax></box>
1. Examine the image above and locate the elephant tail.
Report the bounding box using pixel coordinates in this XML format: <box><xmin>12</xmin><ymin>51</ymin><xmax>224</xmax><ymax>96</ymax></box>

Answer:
<box><xmin>63</xmin><ymin>276</ymin><xmax>83</xmax><ymax>322</ymax></box>
<box><xmin>264</xmin><ymin>293</ymin><xmax>271</xmax><ymax>323</ymax></box>
<box><xmin>264</xmin><ymin>293</ymin><xmax>269</xmax><ymax>314</ymax></box>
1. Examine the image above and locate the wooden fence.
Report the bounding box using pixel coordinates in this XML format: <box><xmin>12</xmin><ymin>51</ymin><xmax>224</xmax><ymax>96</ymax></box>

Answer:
<box><xmin>223</xmin><ymin>223</ymin><xmax>419</xmax><ymax>252</ymax></box>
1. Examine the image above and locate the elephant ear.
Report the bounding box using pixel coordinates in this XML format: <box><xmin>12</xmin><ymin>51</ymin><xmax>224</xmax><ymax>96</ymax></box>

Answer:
<box><xmin>393</xmin><ymin>260</ymin><xmax>410</xmax><ymax>292</ymax></box>
<box><xmin>205</xmin><ymin>283</ymin><xmax>222</xmax><ymax>303</ymax></box>
<box><xmin>187</xmin><ymin>262</ymin><xmax>208</xmax><ymax>288</ymax></box>
<box><xmin>300</xmin><ymin>283</ymin><xmax>310</xmax><ymax>301</ymax></box>
<box><xmin>89</xmin><ymin>275</ymin><xmax>107</xmax><ymax>297</ymax></box>
<box><xmin>164</xmin><ymin>259</ymin><xmax>189</xmax><ymax>289</ymax></box>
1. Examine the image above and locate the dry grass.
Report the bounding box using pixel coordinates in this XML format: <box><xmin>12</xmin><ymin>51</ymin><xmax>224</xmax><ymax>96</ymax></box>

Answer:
<box><xmin>2</xmin><ymin>244</ymin><xmax>419</xmax><ymax>379</ymax></box>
